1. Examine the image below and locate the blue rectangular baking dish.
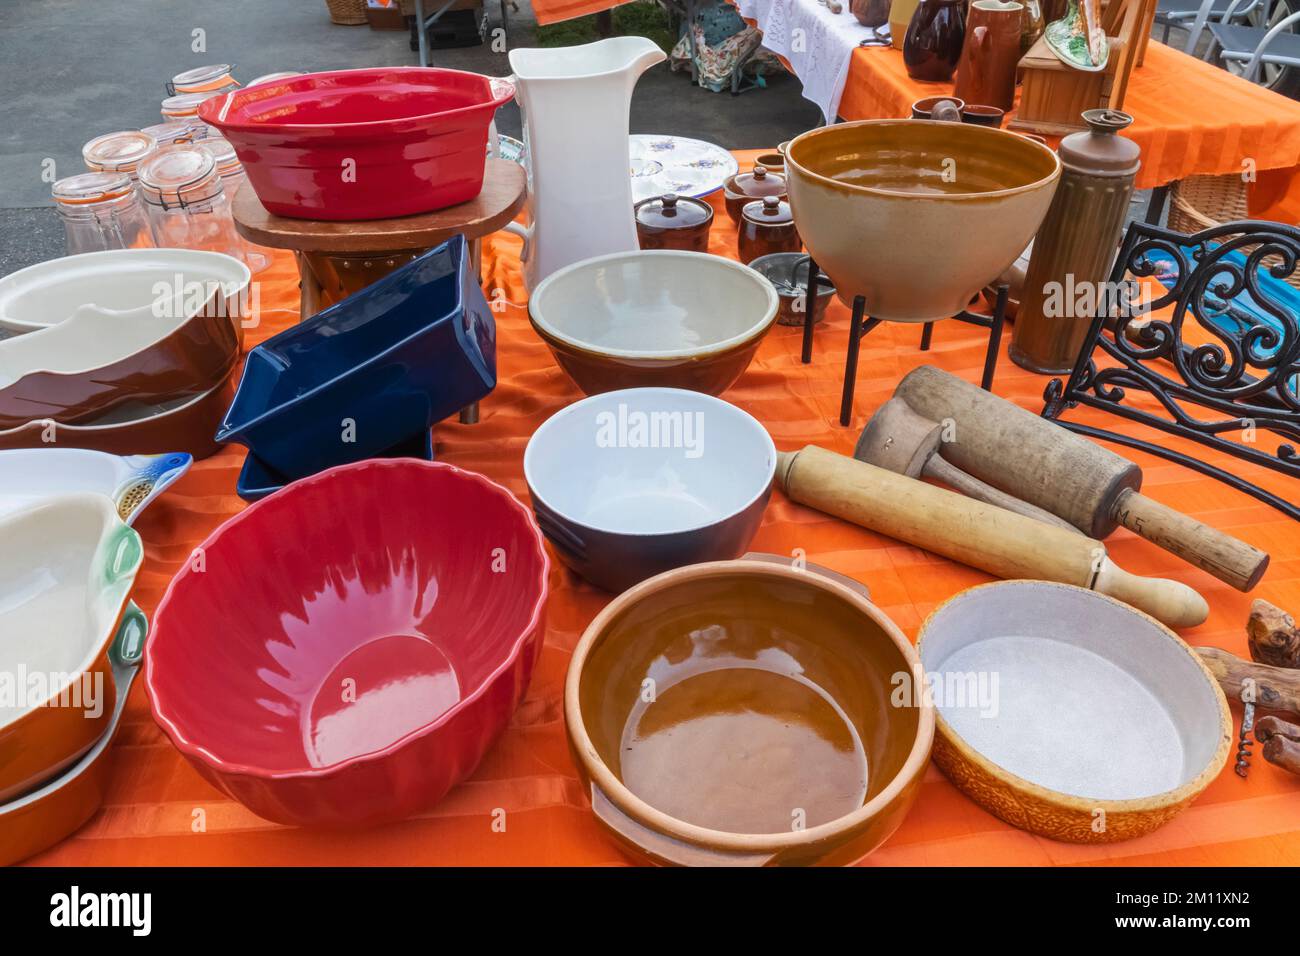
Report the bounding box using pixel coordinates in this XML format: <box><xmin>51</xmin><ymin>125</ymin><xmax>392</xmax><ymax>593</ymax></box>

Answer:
<box><xmin>215</xmin><ymin>235</ymin><xmax>494</xmax><ymax>480</ymax></box>
<box><xmin>235</xmin><ymin>430</ymin><xmax>435</xmax><ymax>503</ymax></box>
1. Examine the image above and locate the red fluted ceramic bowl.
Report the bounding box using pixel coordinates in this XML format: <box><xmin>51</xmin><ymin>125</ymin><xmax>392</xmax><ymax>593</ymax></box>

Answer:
<box><xmin>144</xmin><ymin>459</ymin><xmax>549</xmax><ymax>827</ymax></box>
<box><xmin>199</xmin><ymin>68</ymin><xmax>515</xmax><ymax>221</ymax></box>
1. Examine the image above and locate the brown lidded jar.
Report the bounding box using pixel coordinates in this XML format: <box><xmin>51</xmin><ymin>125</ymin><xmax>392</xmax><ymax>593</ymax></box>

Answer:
<box><xmin>723</xmin><ymin>164</ymin><xmax>787</xmax><ymax>223</ymax></box>
<box><xmin>634</xmin><ymin>193</ymin><xmax>714</xmax><ymax>252</ymax></box>
<box><xmin>1011</xmin><ymin>109</ymin><xmax>1141</xmax><ymax>374</ymax></box>
<box><xmin>738</xmin><ymin>195</ymin><xmax>801</xmax><ymax>265</ymax></box>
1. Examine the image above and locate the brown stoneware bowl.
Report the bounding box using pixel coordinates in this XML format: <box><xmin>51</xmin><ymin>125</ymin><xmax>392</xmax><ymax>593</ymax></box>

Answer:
<box><xmin>918</xmin><ymin>580</ymin><xmax>1232</xmax><ymax>844</ymax></box>
<box><xmin>565</xmin><ymin>560</ymin><xmax>934</xmax><ymax>866</ymax></box>
<box><xmin>528</xmin><ymin>251</ymin><xmax>778</xmax><ymax>396</ymax></box>
<box><xmin>910</xmin><ymin>95</ymin><xmax>965</xmax><ymax>118</ymax></box>
<box><xmin>785</xmin><ymin>119</ymin><xmax>1060</xmax><ymax>322</ymax></box>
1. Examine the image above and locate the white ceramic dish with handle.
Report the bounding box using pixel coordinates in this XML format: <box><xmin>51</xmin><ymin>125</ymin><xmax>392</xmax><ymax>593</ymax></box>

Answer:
<box><xmin>0</xmin><ymin>494</ymin><xmax>145</xmax><ymax>802</ymax></box>
<box><xmin>0</xmin><ymin>247</ymin><xmax>250</xmax><ymax>334</ymax></box>
<box><xmin>0</xmin><ymin>448</ymin><xmax>191</xmax><ymax>524</ymax></box>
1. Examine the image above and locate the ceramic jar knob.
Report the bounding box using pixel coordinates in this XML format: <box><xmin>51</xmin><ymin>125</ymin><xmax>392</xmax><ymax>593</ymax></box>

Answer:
<box><xmin>738</xmin><ymin>196</ymin><xmax>801</xmax><ymax>265</ymax></box>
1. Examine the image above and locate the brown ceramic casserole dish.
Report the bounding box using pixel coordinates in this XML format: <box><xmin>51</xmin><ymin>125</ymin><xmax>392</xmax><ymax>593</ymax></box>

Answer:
<box><xmin>565</xmin><ymin>559</ymin><xmax>934</xmax><ymax>866</ymax></box>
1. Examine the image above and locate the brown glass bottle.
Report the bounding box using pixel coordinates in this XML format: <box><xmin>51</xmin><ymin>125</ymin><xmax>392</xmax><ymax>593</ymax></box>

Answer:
<box><xmin>1011</xmin><ymin>110</ymin><xmax>1141</xmax><ymax>374</ymax></box>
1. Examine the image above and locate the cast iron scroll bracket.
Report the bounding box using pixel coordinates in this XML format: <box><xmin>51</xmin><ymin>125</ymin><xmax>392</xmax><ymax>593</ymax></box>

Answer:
<box><xmin>802</xmin><ymin>258</ymin><xmax>1009</xmax><ymax>426</ymax></box>
<box><xmin>1040</xmin><ymin>218</ymin><xmax>1300</xmax><ymax>522</ymax></box>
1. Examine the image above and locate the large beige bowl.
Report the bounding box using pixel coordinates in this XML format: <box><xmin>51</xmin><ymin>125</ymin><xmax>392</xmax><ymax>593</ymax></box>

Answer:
<box><xmin>785</xmin><ymin>120</ymin><xmax>1061</xmax><ymax>322</ymax></box>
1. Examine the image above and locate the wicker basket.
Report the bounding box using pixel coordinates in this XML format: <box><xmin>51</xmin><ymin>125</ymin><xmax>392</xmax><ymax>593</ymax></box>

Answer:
<box><xmin>326</xmin><ymin>0</ymin><xmax>369</xmax><ymax>25</ymax></box>
<box><xmin>1167</xmin><ymin>172</ymin><xmax>1300</xmax><ymax>290</ymax></box>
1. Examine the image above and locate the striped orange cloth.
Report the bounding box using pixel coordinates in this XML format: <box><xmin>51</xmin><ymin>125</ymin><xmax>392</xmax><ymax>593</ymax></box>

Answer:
<box><xmin>531</xmin><ymin>0</ymin><xmax>634</xmax><ymax>25</ymax></box>
<box><xmin>837</xmin><ymin>40</ymin><xmax>1300</xmax><ymax>192</ymax></box>
<box><xmin>26</xmin><ymin>150</ymin><xmax>1300</xmax><ymax>866</ymax></box>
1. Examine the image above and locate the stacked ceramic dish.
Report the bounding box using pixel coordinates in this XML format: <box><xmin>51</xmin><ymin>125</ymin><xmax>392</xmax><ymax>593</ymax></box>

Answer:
<box><xmin>0</xmin><ymin>248</ymin><xmax>249</xmax><ymax>458</ymax></box>
<box><xmin>200</xmin><ymin>68</ymin><xmax>515</xmax><ymax>220</ymax></box>
<box><xmin>145</xmin><ymin>459</ymin><xmax>549</xmax><ymax>826</ymax></box>
<box><xmin>217</xmin><ymin>235</ymin><xmax>496</xmax><ymax>501</ymax></box>
<box><xmin>0</xmin><ymin>494</ymin><xmax>148</xmax><ymax>865</ymax></box>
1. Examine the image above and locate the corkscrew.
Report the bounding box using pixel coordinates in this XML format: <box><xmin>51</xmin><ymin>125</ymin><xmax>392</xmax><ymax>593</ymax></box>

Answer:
<box><xmin>1235</xmin><ymin>692</ymin><xmax>1255</xmax><ymax>778</ymax></box>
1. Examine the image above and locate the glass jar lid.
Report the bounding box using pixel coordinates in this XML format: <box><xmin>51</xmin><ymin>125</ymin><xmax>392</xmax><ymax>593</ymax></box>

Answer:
<box><xmin>200</xmin><ymin>137</ymin><xmax>243</xmax><ymax>177</ymax></box>
<box><xmin>634</xmin><ymin>193</ymin><xmax>713</xmax><ymax>230</ymax></box>
<box><xmin>160</xmin><ymin>91</ymin><xmax>219</xmax><ymax>119</ymax></box>
<box><xmin>141</xmin><ymin>121</ymin><xmax>195</xmax><ymax>145</ymax></box>
<box><xmin>52</xmin><ymin>171</ymin><xmax>134</xmax><ymax>206</ymax></box>
<box><xmin>82</xmin><ymin>130</ymin><xmax>158</xmax><ymax>174</ymax></box>
<box><xmin>138</xmin><ymin>144</ymin><xmax>222</xmax><ymax>208</ymax></box>
<box><xmin>245</xmin><ymin>71</ymin><xmax>305</xmax><ymax>88</ymax></box>
<box><xmin>742</xmin><ymin>195</ymin><xmax>794</xmax><ymax>225</ymax></box>
<box><xmin>727</xmin><ymin>164</ymin><xmax>786</xmax><ymax>200</ymax></box>
<box><xmin>170</xmin><ymin>64</ymin><xmax>238</xmax><ymax>94</ymax></box>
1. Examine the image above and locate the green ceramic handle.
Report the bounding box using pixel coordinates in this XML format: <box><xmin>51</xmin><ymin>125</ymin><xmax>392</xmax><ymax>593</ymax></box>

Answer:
<box><xmin>101</xmin><ymin>523</ymin><xmax>144</xmax><ymax>588</ymax></box>
<box><xmin>110</xmin><ymin>601</ymin><xmax>147</xmax><ymax>668</ymax></box>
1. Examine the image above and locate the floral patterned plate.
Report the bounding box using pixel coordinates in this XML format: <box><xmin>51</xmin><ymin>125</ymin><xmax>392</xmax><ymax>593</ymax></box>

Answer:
<box><xmin>493</xmin><ymin>133</ymin><xmax>738</xmax><ymax>202</ymax></box>
<box><xmin>629</xmin><ymin>134</ymin><xmax>738</xmax><ymax>203</ymax></box>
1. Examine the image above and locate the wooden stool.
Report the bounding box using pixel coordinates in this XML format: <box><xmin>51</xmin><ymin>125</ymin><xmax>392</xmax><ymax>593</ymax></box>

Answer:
<box><xmin>232</xmin><ymin>159</ymin><xmax>526</xmax><ymax>318</ymax></box>
<box><xmin>231</xmin><ymin>159</ymin><xmax>527</xmax><ymax>423</ymax></box>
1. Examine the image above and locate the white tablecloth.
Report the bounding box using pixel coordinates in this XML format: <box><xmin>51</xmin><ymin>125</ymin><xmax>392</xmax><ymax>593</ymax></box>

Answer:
<box><xmin>734</xmin><ymin>0</ymin><xmax>879</xmax><ymax>122</ymax></box>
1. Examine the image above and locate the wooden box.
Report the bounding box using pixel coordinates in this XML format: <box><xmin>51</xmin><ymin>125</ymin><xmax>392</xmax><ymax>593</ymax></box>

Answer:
<box><xmin>1010</xmin><ymin>35</ymin><xmax>1130</xmax><ymax>136</ymax></box>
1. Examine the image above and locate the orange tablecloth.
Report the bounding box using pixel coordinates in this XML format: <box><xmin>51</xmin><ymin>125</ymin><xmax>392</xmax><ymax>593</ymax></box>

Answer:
<box><xmin>530</xmin><ymin>0</ymin><xmax>632</xmax><ymax>25</ymax></box>
<box><xmin>29</xmin><ymin>150</ymin><xmax>1300</xmax><ymax>867</ymax></box>
<box><xmin>837</xmin><ymin>41</ymin><xmax>1300</xmax><ymax>193</ymax></box>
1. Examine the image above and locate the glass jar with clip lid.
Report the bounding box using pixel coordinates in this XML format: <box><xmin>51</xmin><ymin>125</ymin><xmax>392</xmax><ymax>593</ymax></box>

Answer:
<box><xmin>52</xmin><ymin>171</ymin><xmax>156</xmax><ymax>255</ymax></box>
<box><xmin>137</xmin><ymin>144</ymin><xmax>246</xmax><ymax>264</ymax></box>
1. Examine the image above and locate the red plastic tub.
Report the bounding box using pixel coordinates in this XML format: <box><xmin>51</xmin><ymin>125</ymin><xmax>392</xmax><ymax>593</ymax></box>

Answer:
<box><xmin>199</xmin><ymin>68</ymin><xmax>514</xmax><ymax>221</ymax></box>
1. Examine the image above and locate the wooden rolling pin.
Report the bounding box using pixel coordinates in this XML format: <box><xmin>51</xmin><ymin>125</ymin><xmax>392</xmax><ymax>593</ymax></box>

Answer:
<box><xmin>1195</xmin><ymin>646</ymin><xmax>1300</xmax><ymax>716</ymax></box>
<box><xmin>777</xmin><ymin>445</ymin><xmax>1209</xmax><ymax>629</ymax></box>
<box><xmin>894</xmin><ymin>365</ymin><xmax>1270</xmax><ymax>592</ymax></box>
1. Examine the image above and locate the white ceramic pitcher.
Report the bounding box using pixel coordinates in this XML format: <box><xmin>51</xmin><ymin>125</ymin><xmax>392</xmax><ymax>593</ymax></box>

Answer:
<box><xmin>504</xmin><ymin>37</ymin><xmax>666</xmax><ymax>291</ymax></box>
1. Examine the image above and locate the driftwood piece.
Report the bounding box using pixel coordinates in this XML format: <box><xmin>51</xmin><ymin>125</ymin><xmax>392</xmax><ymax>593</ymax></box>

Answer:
<box><xmin>1194</xmin><ymin>646</ymin><xmax>1300</xmax><ymax>716</ymax></box>
<box><xmin>1256</xmin><ymin>716</ymin><xmax>1300</xmax><ymax>775</ymax></box>
<box><xmin>1248</xmin><ymin>599</ymin><xmax>1300</xmax><ymax>669</ymax></box>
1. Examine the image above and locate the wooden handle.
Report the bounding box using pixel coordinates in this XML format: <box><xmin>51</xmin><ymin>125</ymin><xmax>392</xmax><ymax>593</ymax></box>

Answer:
<box><xmin>1262</xmin><ymin>733</ymin><xmax>1300</xmax><ymax>775</ymax></box>
<box><xmin>894</xmin><ymin>367</ymin><xmax>1268</xmax><ymax>592</ymax></box>
<box><xmin>1113</xmin><ymin>489</ymin><xmax>1269</xmax><ymax>592</ymax></box>
<box><xmin>1092</xmin><ymin>559</ymin><xmax>1209</xmax><ymax>630</ymax></box>
<box><xmin>1256</xmin><ymin>716</ymin><xmax>1300</xmax><ymax>775</ymax></box>
<box><xmin>1194</xmin><ymin>646</ymin><xmax>1300</xmax><ymax>716</ymax></box>
<box><xmin>777</xmin><ymin>446</ymin><xmax>1208</xmax><ymax>629</ymax></box>
<box><xmin>923</xmin><ymin>455</ymin><xmax>1081</xmax><ymax>533</ymax></box>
